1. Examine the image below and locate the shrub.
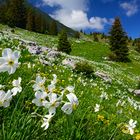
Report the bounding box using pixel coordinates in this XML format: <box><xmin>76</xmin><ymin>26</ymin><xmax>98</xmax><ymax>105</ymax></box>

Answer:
<box><xmin>74</xmin><ymin>61</ymin><xmax>95</xmax><ymax>77</ymax></box>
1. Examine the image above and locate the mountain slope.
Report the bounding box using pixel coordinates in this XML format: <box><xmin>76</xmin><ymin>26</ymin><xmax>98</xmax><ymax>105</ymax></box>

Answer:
<box><xmin>0</xmin><ymin>24</ymin><xmax>140</xmax><ymax>139</ymax></box>
<box><xmin>0</xmin><ymin>0</ymin><xmax>76</xmax><ymax>36</ymax></box>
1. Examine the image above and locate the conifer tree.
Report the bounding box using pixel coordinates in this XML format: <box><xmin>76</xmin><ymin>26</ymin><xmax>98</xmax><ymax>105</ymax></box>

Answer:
<box><xmin>6</xmin><ymin>0</ymin><xmax>26</xmax><ymax>28</ymax></box>
<box><xmin>93</xmin><ymin>32</ymin><xmax>99</xmax><ymax>42</ymax></box>
<box><xmin>58</xmin><ymin>29</ymin><xmax>71</xmax><ymax>54</ymax></box>
<box><xmin>34</xmin><ymin>13</ymin><xmax>42</xmax><ymax>33</ymax></box>
<box><xmin>26</xmin><ymin>8</ymin><xmax>34</xmax><ymax>31</ymax></box>
<box><xmin>109</xmin><ymin>17</ymin><xmax>129</xmax><ymax>62</ymax></box>
<box><xmin>49</xmin><ymin>21</ymin><xmax>58</xmax><ymax>35</ymax></box>
<box><xmin>0</xmin><ymin>3</ymin><xmax>7</xmax><ymax>23</ymax></box>
<box><xmin>74</xmin><ymin>31</ymin><xmax>80</xmax><ymax>39</ymax></box>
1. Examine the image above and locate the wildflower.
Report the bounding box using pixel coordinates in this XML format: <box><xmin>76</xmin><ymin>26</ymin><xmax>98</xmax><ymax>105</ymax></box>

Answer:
<box><xmin>43</xmin><ymin>93</ymin><xmax>60</xmax><ymax>114</ymax></box>
<box><xmin>41</xmin><ymin>113</ymin><xmax>54</xmax><ymax>130</ymax></box>
<box><xmin>61</xmin><ymin>93</ymin><xmax>78</xmax><ymax>114</ymax></box>
<box><xmin>97</xmin><ymin>115</ymin><xmax>104</xmax><ymax>121</ymax></box>
<box><xmin>94</xmin><ymin>104</ymin><xmax>100</xmax><ymax>112</ymax></box>
<box><xmin>32</xmin><ymin>91</ymin><xmax>47</xmax><ymax>107</ymax></box>
<box><xmin>47</xmin><ymin>74</ymin><xmax>57</xmax><ymax>93</ymax></box>
<box><xmin>0</xmin><ymin>48</ymin><xmax>20</xmax><ymax>74</ymax></box>
<box><xmin>126</xmin><ymin>119</ymin><xmax>137</xmax><ymax>135</ymax></box>
<box><xmin>136</xmin><ymin>133</ymin><xmax>140</xmax><ymax>140</ymax></box>
<box><xmin>122</xmin><ymin>119</ymin><xmax>137</xmax><ymax>135</ymax></box>
<box><xmin>104</xmin><ymin>120</ymin><xmax>110</xmax><ymax>125</ymax></box>
<box><xmin>11</xmin><ymin>77</ymin><xmax>22</xmax><ymax>96</ymax></box>
<box><xmin>27</xmin><ymin>63</ymin><xmax>31</xmax><ymax>68</ymax></box>
<box><xmin>33</xmin><ymin>75</ymin><xmax>46</xmax><ymax>92</ymax></box>
<box><xmin>100</xmin><ymin>92</ymin><xmax>108</xmax><ymax>100</ymax></box>
<box><xmin>0</xmin><ymin>90</ymin><xmax>12</xmax><ymax>108</ymax></box>
<box><xmin>66</xmin><ymin>86</ymin><xmax>74</xmax><ymax>93</ymax></box>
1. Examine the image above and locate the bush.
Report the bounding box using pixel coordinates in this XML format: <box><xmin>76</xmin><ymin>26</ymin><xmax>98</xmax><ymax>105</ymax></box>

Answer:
<box><xmin>74</xmin><ymin>61</ymin><xmax>95</xmax><ymax>77</ymax></box>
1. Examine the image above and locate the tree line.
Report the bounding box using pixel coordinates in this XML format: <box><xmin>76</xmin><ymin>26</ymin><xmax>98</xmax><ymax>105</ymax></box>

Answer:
<box><xmin>0</xmin><ymin>0</ymin><xmax>58</xmax><ymax>35</ymax></box>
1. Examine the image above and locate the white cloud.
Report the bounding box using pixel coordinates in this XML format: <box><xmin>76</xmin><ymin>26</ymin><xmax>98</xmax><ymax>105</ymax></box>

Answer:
<box><xmin>120</xmin><ymin>0</ymin><xmax>138</xmax><ymax>16</ymax></box>
<box><xmin>42</xmin><ymin>0</ymin><xmax>113</xmax><ymax>30</ymax></box>
<box><xmin>42</xmin><ymin>0</ymin><xmax>88</xmax><ymax>11</ymax></box>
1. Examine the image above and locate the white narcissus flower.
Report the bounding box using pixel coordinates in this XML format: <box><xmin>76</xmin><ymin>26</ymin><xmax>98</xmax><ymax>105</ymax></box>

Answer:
<box><xmin>126</xmin><ymin>119</ymin><xmax>137</xmax><ymax>135</ymax></box>
<box><xmin>43</xmin><ymin>93</ymin><xmax>60</xmax><ymax>114</ymax></box>
<box><xmin>66</xmin><ymin>86</ymin><xmax>74</xmax><ymax>93</ymax></box>
<box><xmin>94</xmin><ymin>104</ymin><xmax>100</xmax><ymax>112</ymax></box>
<box><xmin>0</xmin><ymin>90</ymin><xmax>12</xmax><ymax>108</ymax></box>
<box><xmin>61</xmin><ymin>93</ymin><xmax>78</xmax><ymax>115</ymax></box>
<box><xmin>100</xmin><ymin>92</ymin><xmax>108</xmax><ymax>100</ymax></box>
<box><xmin>0</xmin><ymin>48</ymin><xmax>20</xmax><ymax>74</ymax></box>
<box><xmin>47</xmin><ymin>74</ymin><xmax>57</xmax><ymax>93</ymax></box>
<box><xmin>11</xmin><ymin>77</ymin><xmax>22</xmax><ymax>96</ymax></box>
<box><xmin>48</xmin><ymin>84</ymin><xmax>55</xmax><ymax>93</ymax></box>
<box><xmin>27</xmin><ymin>63</ymin><xmax>31</xmax><ymax>68</ymax></box>
<box><xmin>51</xmin><ymin>74</ymin><xmax>57</xmax><ymax>85</ymax></box>
<box><xmin>32</xmin><ymin>91</ymin><xmax>47</xmax><ymax>107</ymax></box>
<box><xmin>33</xmin><ymin>75</ymin><xmax>46</xmax><ymax>92</ymax></box>
<box><xmin>41</xmin><ymin>113</ymin><xmax>54</xmax><ymax>130</ymax></box>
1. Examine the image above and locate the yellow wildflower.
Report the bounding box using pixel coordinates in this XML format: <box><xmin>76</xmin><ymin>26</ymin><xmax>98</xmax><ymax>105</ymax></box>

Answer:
<box><xmin>136</xmin><ymin>134</ymin><xmax>140</xmax><ymax>140</ymax></box>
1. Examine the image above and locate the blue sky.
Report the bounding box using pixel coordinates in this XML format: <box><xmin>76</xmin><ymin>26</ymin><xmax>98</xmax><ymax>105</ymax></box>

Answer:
<box><xmin>28</xmin><ymin>0</ymin><xmax>140</xmax><ymax>38</ymax></box>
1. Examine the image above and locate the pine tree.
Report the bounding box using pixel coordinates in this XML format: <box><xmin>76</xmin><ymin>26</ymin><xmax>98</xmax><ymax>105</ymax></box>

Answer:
<box><xmin>0</xmin><ymin>3</ymin><xmax>7</xmax><ymax>23</ymax></box>
<box><xmin>74</xmin><ymin>31</ymin><xmax>80</xmax><ymax>39</ymax></box>
<box><xmin>93</xmin><ymin>32</ymin><xmax>99</xmax><ymax>42</ymax></box>
<box><xmin>34</xmin><ymin>13</ymin><xmax>42</xmax><ymax>33</ymax></box>
<box><xmin>6</xmin><ymin>0</ymin><xmax>26</xmax><ymax>28</ymax></box>
<box><xmin>49</xmin><ymin>21</ymin><xmax>58</xmax><ymax>35</ymax></box>
<box><xmin>58</xmin><ymin>30</ymin><xmax>71</xmax><ymax>54</ymax></box>
<box><xmin>26</xmin><ymin>8</ymin><xmax>34</xmax><ymax>31</ymax></box>
<box><xmin>109</xmin><ymin>17</ymin><xmax>129</xmax><ymax>62</ymax></box>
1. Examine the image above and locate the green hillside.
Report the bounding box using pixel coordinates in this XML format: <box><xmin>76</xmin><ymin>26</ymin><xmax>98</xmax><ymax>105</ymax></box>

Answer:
<box><xmin>0</xmin><ymin>24</ymin><xmax>140</xmax><ymax>140</ymax></box>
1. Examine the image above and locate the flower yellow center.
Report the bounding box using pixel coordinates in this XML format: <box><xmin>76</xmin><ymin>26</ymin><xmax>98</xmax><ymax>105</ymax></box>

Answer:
<box><xmin>52</xmin><ymin>101</ymin><xmax>56</xmax><ymax>107</ymax></box>
<box><xmin>40</xmin><ymin>99</ymin><xmax>44</xmax><ymax>102</ymax></box>
<box><xmin>39</xmin><ymin>83</ymin><xmax>44</xmax><ymax>88</ymax></box>
<box><xmin>8</xmin><ymin>60</ymin><xmax>14</xmax><ymax>66</ymax></box>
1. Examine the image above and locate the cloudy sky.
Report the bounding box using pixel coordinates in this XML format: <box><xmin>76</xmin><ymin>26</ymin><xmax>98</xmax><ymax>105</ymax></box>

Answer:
<box><xmin>29</xmin><ymin>0</ymin><xmax>140</xmax><ymax>38</ymax></box>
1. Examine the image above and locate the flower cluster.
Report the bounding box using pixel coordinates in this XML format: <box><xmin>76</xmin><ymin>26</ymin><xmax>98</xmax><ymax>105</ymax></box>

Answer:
<box><xmin>0</xmin><ymin>77</ymin><xmax>22</xmax><ymax>107</ymax></box>
<box><xmin>32</xmin><ymin>74</ymin><xmax>79</xmax><ymax>130</ymax></box>
<box><xmin>0</xmin><ymin>48</ymin><xmax>22</xmax><ymax>107</ymax></box>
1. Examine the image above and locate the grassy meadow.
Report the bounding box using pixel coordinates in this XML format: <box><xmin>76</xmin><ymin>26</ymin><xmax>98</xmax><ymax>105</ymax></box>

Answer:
<box><xmin>0</xmin><ymin>24</ymin><xmax>140</xmax><ymax>140</ymax></box>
